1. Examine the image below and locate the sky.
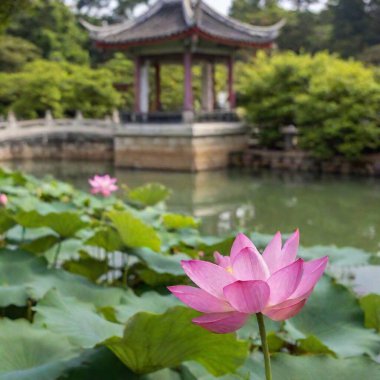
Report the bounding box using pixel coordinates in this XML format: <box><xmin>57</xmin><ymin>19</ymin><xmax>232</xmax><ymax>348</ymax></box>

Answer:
<box><xmin>204</xmin><ymin>0</ymin><xmax>232</xmax><ymax>15</ymax></box>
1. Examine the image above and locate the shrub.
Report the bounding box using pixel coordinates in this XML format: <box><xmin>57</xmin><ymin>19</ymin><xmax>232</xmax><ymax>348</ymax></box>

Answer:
<box><xmin>0</xmin><ymin>60</ymin><xmax>122</xmax><ymax>119</ymax></box>
<box><xmin>238</xmin><ymin>51</ymin><xmax>380</xmax><ymax>159</ymax></box>
<box><xmin>296</xmin><ymin>54</ymin><xmax>380</xmax><ymax>159</ymax></box>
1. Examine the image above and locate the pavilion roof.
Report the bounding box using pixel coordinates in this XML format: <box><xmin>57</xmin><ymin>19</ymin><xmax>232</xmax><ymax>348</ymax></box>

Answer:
<box><xmin>82</xmin><ymin>0</ymin><xmax>285</xmax><ymax>49</ymax></box>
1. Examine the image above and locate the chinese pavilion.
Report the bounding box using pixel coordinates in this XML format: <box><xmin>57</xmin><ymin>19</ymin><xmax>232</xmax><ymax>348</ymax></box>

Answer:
<box><xmin>83</xmin><ymin>0</ymin><xmax>283</xmax><ymax>171</ymax></box>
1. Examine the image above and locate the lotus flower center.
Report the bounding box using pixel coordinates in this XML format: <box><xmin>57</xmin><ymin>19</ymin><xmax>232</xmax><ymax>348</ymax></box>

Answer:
<box><xmin>226</xmin><ymin>266</ymin><xmax>233</xmax><ymax>274</ymax></box>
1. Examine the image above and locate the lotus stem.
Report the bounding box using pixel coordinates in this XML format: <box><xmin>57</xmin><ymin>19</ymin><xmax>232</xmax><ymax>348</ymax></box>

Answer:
<box><xmin>256</xmin><ymin>312</ymin><xmax>272</xmax><ymax>380</ymax></box>
<box><xmin>53</xmin><ymin>241</ymin><xmax>62</xmax><ymax>268</ymax></box>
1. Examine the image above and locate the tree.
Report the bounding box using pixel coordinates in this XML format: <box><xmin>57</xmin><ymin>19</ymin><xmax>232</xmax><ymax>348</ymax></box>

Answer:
<box><xmin>0</xmin><ymin>60</ymin><xmax>122</xmax><ymax>118</ymax></box>
<box><xmin>230</xmin><ymin>0</ymin><xmax>285</xmax><ymax>25</ymax></box>
<box><xmin>75</xmin><ymin>0</ymin><xmax>149</xmax><ymax>19</ymax></box>
<box><xmin>0</xmin><ymin>36</ymin><xmax>41</xmax><ymax>72</ymax></box>
<box><xmin>0</xmin><ymin>0</ymin><xmax>30</xmax><ymax>32</ymax></box>
<box><xmin>329</xmin><ymin>0</ymin><xmax>367</xmax><ymax>57</ymax></box>
<box><xmin>6</xmin><ymin>0</ymin><xmax>89</xmax><ymax>64</ymax></box>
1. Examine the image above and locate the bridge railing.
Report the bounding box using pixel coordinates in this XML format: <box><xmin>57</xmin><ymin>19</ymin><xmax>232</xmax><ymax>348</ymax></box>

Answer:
<box><xmin>0</xmin><ymin>110</ymin><xmax>121</xmax><ymax>130</ymax></box>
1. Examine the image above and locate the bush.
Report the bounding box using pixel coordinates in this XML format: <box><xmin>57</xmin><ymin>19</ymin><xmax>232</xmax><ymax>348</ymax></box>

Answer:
<box><xmin>296</xmin><ymin>54</ymin><xmax>380</xmax><ymax>159</ymax></box>
<box><xmin>238</xmin><ymin>52</ymin><xmax>380</xmax><ymax>159</ymax></box>
<box><xmin>0</xmin><ymin>60</ymin><xmax>122</xmax><ymax>119</ymax></box>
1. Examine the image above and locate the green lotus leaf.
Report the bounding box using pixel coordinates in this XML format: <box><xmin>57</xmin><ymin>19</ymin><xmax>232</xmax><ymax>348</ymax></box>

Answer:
<box><xmin>185</xmin><ymin>353</ymin><xmax>380</xmax><ymax>380</ymax></box>
<box><xmin>108</xmin><ymin>211</ymin><xmax>161</xmax><ymax>252</ymax></box>
<box><xmin>0</xmin><ymin>318</ymin><xmax>78</xmax><ymax>380</ymax></box>
<box><xmin>103</xmin><ymin>306</ymin><xmax>248</xmax><ymax>376</ymax></box>
<box><xmin>114</xmin><ymin>290</ymin><xmax>180</xmax><ymax>323</ymax></box>
<box><xmin>162</xmin><ymin>214</ymin><xmax>200</xmax><ymax>230</ymax></box>
<box><xmin>44</xmin><ymin>238</ymin><xmax>88</xmax><ymax>264</ymax></box>
<box><xmin>133</xmin><ymin>248</ymin><xmax>189</xmax><ymax>277</ymax></box>
<box><xmin>285</xmin><ymin>276</ymin><xmax>380</xmax><ymax>358</ymax></box>
<box><xmin>127</xmin><ymin>183</ymin><xmax>171</xmax><ymax>207</ymax></box>
<box><xmin>14</xmin><ymin>211</ymin><xmax>87</xmax><ymax>238</ymax></box>
<box><xmin>21</xmin><ymin>235</ymin><xmax>60</xmax><ymax>256</ymax></box>
<box><xmin>0</xmin><ymin>209</ymin><xmax>16</xmax><ymax>234</ymax></box>
<box><xmin>298</xmin><ymin>245</ymin><xmax>370</xmax><ymax>266</ymax></box>
<box><xmin>359</xmin><ymin>294</ymin><xmax>380</xmax><ymax>332</ymax></box>
<box><xmin>34</xmin><ymin>289</ymin><xmax>124</xmax><ymax>349</ymax></box>
<box><xmin>63</xmin><ymin>253</ymin><xmax>106</xmax><ymax>282</ymax></box>
<box><xmin>85</xmin><ymin>227</ymin><xmax>123</xmax><ymax>252</ymax></box>
<box><xmin>0</xmin><ymin>249</ymin><xmax>125</xmax><ymax>307</ymax></box>
<box><xmin>268</xmin><ymin>354</ymin><xmax>380</xmax><ymax>380</ymax></box>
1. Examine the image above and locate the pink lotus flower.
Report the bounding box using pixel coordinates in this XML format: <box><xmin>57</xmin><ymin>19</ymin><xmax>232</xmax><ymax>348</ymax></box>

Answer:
<box><xmin>169</xmin><ymin>230</ymin><xmax>328</xmax><ymax>334</ymax></box>
<box><xmin>0</xmin><ymin>194</ymin><xmax>8</xmax><ymax>206</ymax></box>
<box><xmin>89</xmin><ymin>174</ymin><xmax>118</xmax><ymax>197</ymax></box>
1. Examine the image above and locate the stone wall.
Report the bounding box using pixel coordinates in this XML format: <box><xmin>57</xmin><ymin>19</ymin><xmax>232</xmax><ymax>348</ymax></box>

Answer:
<box><xmin>114</xmin><ymin>123</ymin><xmax>247</xmax><ymax>171</ymax></box>
<box><xmin>0</xmin><ymin>134</ymin><xmax>113</xmax><ymax>162</ymax></box>
<box><xmin>232</xmin><ymin>149</ymin><xmax>380</xmax><ymax>176</ymax></box>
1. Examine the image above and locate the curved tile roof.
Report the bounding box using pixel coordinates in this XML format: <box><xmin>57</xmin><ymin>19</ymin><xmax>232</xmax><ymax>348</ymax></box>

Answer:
<box><xmin>82</xmin><ymin>0</ymin><xmax>284</xmax><ymax>47</ymax></box>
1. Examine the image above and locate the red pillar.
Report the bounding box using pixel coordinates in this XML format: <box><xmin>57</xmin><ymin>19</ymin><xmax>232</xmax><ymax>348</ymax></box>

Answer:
<box><xmin>183</xmin><ymin>51</ymin><xmax>194</xmax><ymax>112</ymax></box>
<box><xmin>227</xmin><ymin>56</ymin><xmax>236</xmax><ymax>109</ymax></box>
<box><xmin>154</xmin><ymin>62</ymin><xmax>161</xmax><ymax>111</ymax></box>
<box><xmin>212</xmin><ymin>63</ymin><xmax>216</xmax><ymax>110</ymax></box>
<box><xmin>134</xmin><ymin>57</ymin><xmax>141</xmax><ymax>113</ymax></box>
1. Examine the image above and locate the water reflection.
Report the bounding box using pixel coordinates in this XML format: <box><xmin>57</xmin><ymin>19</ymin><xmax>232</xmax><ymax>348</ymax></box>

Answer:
<box><xmin>4</xmin><ymin>160</ymin><xmax>380</xmax><ymax>252</ymax></box>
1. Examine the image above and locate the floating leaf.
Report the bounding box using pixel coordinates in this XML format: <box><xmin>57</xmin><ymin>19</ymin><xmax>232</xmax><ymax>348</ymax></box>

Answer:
<box><xmin>286</xmin><ymin>276</ymin><xmax>380</xmax><ymax>358</ymax></box>
<box><xmin>128</xmin><ymin>183</ymin><xmax>171</xmax><ymax>207</ymax></box>
<box><xmin>21</xmin><ymin>234</ymin><xmax>60</xmax><ymax>256</ymax></box>
<box><xmin>63</xmin><ymin>254</ymin><xmax>106</xmax><ymax>282</ymax></box>
<box><xmin>359</xmin><ymin>294</ymin><xmax>380</xmax><ymax>332</ymax></box>
<box><xmin>162</xmin><ymin>214</ymin><xmax>200</xmax><ymax>230</ymax></box>
<box><xmin>85</xmin><ymin>227</ymin><xmax>123</xmax><ymax>252</ymax></box>
<box><xmin>0</xmin><ymin>209</ymin><xmax>15</xmax><ymax>234</ymax></box>
<box><xmin>0</xmin><ymin>249</ymin><xmax>125</xmax><ymax>307</ymax></box>
<box><xmin>108</xmin><ymin>211</ymin><xmax>161</xmax><ymax>252</ymax></box>
<box><xmin>114</xmin><ymin>291</ymin><xmax>180</xmax><ymax>323</ymax></box>
<box><xmin>34</xmin><ymin>290</ymin><xmax>124</xmax><ymax>349</ymax></box>
<box><xmin>103</xmin><ymin>307</ymin><xmax>248</xmax><ymax>376</ymax></box>
<box><xmin>0</xmin><ymin>318</ymin><xmax>78</xmax><ymax>380</ymax></box>
<box><xmin>14</xmin><ymin>211</ymin><xmax>87</xmax><ymax>238</ymax></box>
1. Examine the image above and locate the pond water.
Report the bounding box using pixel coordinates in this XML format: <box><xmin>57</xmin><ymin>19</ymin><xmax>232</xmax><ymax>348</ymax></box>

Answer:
<box><xmin>5</xmin><ymin>160</ymin><xmax>380</xmax><ymax>253</ymax></box>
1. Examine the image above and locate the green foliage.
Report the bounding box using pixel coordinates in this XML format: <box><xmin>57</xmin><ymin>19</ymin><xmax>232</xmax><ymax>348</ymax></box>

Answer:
<box><xmin>108</xmin><ymin>210</ymin><xmax>161</xmax><ymax>252</ymax></box>
<box><xmin>127</xmin><ymin>183</ymin><xmax>171</xmax><ymax>207</ymax></box>
<box><xmin>1</xmin><ymin>169</ymin><xmax>380</xmax><ymax>378</ymax></box>
<box><xmin>0</xmin><ymin>0</ymin><xmax>30</xmax><ymax>32</ymax></box>
<box><xmin>0</xmin><ymin>60</ymin><xmax>122</xmax><ymax>118</ymax></box>
<box><xmin>0</xmin><ymin>318</ymin><xmax>78</xmax><ymax>380</ymax></box>
<box><xmin>0</xmin><ymin>36</ymin><xmax>40</xmax><ymax>72</ymax></box>
<box><xmin>6</xmin><ymin>0</ymin><xmax>88</xmax><ymax>64</ymax></box>
<box><xmin>104</xmin><ymin>307</ymin><xmax>248</xmax><ymax>375</ymax></box>
<box><xmin>239</xmin><ymin>51</ymin><xmax>380</xmax><ymax>158</ymax></box>
<box><xmin>360</xmin><ymin>294</ymin><xmax>380</xmax><ymax>332</ymax></box>
<box><xmin>163</xmin><ymin>213</ymin><xmax>200</xmax><ymax>230</ymax></box>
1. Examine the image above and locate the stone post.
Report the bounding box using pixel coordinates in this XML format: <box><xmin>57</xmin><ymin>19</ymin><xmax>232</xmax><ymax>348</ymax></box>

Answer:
<box><xmin>281</xmin><ymin>125</ymin><xmax>299</xmax><ymax>150</ymax></box>
<box><xmin>112</xmin><ymin>109</ymin><xmax>121</xmax><ymax>125</ymax></box>
<box><xmin>7</xmin><ymin>111</ymin><xmax>17</xmax><ymax>129</ymax></box>
<box><xmin>45</xmin><ymin>110</ymin><xmax>54</xmax><ymax>127</ymax></box>
<box><xmin>74</xmin><ymin>110</ymin><xmax>83</xmax><ymax>126</ymax></box>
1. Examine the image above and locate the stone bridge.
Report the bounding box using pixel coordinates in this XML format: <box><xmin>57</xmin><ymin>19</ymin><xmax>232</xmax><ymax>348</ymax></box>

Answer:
<box><xmin>0</xmin><ymin>113</ymin><xmax>115</xmax><ymax>161</ymax></box>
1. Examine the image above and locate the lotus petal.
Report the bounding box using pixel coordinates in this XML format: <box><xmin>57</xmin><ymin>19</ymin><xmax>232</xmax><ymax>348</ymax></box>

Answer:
<box><xmin>223</xmin><ymin>280</ymin><xmax>270</xmax><ymax>314</ymax></box>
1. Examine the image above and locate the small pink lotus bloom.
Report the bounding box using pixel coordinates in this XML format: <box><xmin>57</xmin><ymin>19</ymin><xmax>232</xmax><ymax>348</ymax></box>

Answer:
<box><xmin>88</xmin><ymin>174</ymin><xmax>118</xmax><ymax>197</ymax></box>
<box><xmin>168</xmin><ymin>230</ymin><xmax>328</xmax><ymax>334</ymax></box>
<box><xmin>0</xmin><ymin>194</ymin><xmax>8</xmax><ymax>206</ymax></box>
